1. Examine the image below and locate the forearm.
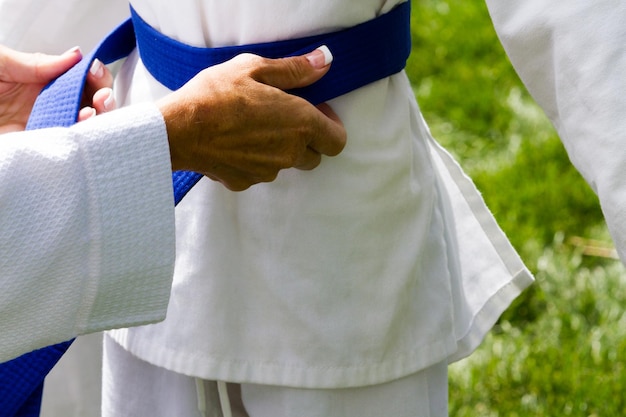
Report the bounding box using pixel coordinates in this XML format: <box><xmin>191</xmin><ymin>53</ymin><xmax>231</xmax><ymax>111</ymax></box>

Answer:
<box><xmin>0</xmin><ymin>103</ymin><xmax>175</xmax><ymax>361</ymax></box>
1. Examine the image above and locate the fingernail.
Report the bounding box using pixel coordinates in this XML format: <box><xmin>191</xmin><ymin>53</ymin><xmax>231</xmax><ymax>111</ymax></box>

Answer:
<box><xmin>103</xmin><ymin>88</ymin><xmax>115</xmax><ymax>111</ymax></box>
<box><xmin>81</xmin><ymin>107</ymin><xmax>96</xmax><ymax>120</ymax></box>
<box><xmin>63</xmin><ymin>46</ymin><xmax>82</xmax><ymax>56</ymax></box>
<box><xmin>89</xmin><ymin>59</ymin><xmax>105</xmax><ymax>78</ymax></box>
<box><xmin>306</xmin><ymin>45</ymin><xmax>333</xmax><ymax>69</ymax></box>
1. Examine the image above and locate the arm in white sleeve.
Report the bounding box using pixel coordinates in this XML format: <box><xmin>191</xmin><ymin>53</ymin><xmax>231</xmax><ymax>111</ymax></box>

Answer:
<box><xmin>0</xmin><ymin>0</ymin><xmax>129</xmax><ymax>53</ymax></box>
<box><xmin>0</xmin><ymin>103</ymin><xmax>175</xmax><ymax>362</ymax></box>
<box><xmin>485</xmin><ymin>2</ymin><xmax>626</xmax><ymax>261</ymax></box>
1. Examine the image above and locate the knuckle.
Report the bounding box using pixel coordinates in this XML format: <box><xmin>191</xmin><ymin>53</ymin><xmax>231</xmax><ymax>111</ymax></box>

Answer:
<box><xmin>233</xmin><ymin>53</ymin><xmax>266</xmax><ymax>73</ymax></box>
<box><xmin>284</xmin><ymin>138</ymin><xmax>307</xmax><ymax>167</ymax></box>
<box><xmin>223</xmin><ymin>179</ymin><xmax>250</xmax><ymax>192</ymax></box>
<box><xmin>308</xmin><ymin>153</ymin><xmax>322</xmax><ymax>169</ymax></box>
<box><xmin>294</xmin><ymin>116</ymin><xmax>316</xmax><ymax>141</ymax></box>
<box><xmin>260</xmin><ymin>170</ymin><xmax>280</xmax><ymax>184</ymax></box>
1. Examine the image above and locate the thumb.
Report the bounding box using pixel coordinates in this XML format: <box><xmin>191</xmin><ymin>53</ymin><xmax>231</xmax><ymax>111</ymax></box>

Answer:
<box><xmin>255</xmin><ymin>45</ymin><xmax>333</xmax><ymax>90</ymax></box>
<box><xmin>0</xmin><ymin>45</ymin><xmax>83</xmax><ymax>84</ymax></box>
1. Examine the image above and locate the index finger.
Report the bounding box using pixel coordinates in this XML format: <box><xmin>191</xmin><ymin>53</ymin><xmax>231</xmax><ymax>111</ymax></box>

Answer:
<box><xmin>0</xmin><ymin>45</ymin><xmax>82</xmax><ymax>84</ymax></box>
<box><xmin>306</xmin><ymin>102</ymin><xmax>346</xmax><ymax>157</ymax></box>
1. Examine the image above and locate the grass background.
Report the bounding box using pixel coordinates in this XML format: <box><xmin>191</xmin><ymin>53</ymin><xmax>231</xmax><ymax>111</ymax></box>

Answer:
<box><xmin>406</xmin><ymin>1</ymin><xmax>626</xmax><ymax>415</ymax></box>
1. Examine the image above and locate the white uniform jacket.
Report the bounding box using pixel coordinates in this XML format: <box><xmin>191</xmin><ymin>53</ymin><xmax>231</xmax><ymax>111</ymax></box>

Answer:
<box><xmin>0</xmin><ymin>103</ymin><xmax>175</xmax><ymax>363</ymax></box>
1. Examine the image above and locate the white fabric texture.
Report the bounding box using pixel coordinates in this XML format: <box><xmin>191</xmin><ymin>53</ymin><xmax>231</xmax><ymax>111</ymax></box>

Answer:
<box><xmin>485</xmin><ymin>1</ymin><xmax>626</xmax><ymax>263</ymax></box>
<box><xmin>41</xmin><ymin>333</ymin><xmax>103</xmax><ymax>417</ymax></box>
<box><xmin>0</xmin><ymin>103</ymin><xmax>175</xmax><ymax>362</ymax></box>
<box><xmin>0</xmin><ymin>0</ymin><xmax>128</xmax><ymax>53</ymax></box>
<box><xmin>103</xmin><ymin>334</ymin><xmax>448</xmax><ymax>417</ymax></box>
<box><xmin>106</xmin><ymin>0</ymin><xmax>532</xmax><ymax>389</ymax></box>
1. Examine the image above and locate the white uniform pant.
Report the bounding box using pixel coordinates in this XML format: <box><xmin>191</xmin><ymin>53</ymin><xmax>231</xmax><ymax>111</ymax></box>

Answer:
<box><xmin>102</xmin><ymin>335</ymin><xmax>448</xmax><ymax>417</ymax></box>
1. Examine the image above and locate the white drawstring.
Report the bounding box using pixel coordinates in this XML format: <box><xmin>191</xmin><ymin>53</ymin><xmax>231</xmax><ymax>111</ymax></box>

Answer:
<box><xmin>195</xmin><ymin>378</ymin><xmax>208</xmax><ymax>417</ymax></box>
<box><xmin>195</xmin><ymin>379</ymin><xmax>233</xmax><ymax>417</ymax></box>
<box><xmin>217</xmin><ymin>380</ymin><xmax>233</xmax><ymax>417</ymax></box>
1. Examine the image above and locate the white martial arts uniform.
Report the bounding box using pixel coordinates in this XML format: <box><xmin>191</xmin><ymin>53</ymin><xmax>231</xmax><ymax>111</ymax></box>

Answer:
<box><xmin>0</xmin><ymin>103</ymin><xmax>175</xmax><ymax>362</ymax></box>
<box><xmin>0</xmin><ymin>0</ymin><xmax>543</xmax><ymax>415</ymax></box>
<box><xmin>108</xmin><ymin>0</ymin><xmax>531</xmax><ymax>387</ymax></box>
<box><xmin>103</xmin><ymin>1</ymin><xmax>533</xmax><ymax>414</ymax></box>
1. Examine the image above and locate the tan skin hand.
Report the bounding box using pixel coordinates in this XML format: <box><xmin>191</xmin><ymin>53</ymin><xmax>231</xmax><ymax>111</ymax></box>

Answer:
<box><xmin>158</xmin><ymin>52</ymin><xmax>347</xmax><ymax>191</ymax></box>
<box><xmin>0</xmin><ymin>45</ymin><xmax>114</xmax><ymax>133</ymax></box>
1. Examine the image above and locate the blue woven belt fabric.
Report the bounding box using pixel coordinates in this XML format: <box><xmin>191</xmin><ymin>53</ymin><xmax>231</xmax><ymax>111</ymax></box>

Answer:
<box><xmin>0</xmin><ymin>2</ymin><xmax>410</xmax><ymax>415</ymax></box>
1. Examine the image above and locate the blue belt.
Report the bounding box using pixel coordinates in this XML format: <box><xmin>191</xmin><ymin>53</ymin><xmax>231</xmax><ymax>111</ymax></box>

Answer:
<box><xmin>0</xmin><ymin>2</ymin><xmax>410</xmax><ymax>415</ymax></box>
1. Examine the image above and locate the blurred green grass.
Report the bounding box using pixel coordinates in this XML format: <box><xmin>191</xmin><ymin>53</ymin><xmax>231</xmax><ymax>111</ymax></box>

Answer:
<box><xmin>407</xmin><ymin>1</ymin><xmax>626</xmax><ymax>415</ymax></box>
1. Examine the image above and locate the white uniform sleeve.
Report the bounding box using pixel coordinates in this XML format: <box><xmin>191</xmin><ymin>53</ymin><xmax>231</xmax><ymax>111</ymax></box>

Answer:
<box><xmin>0</xmin><ymin>0</ymin><xmax>129</xmax><ymax>53</ymax></box>
<box><xmin>0</xmin><ymin>103</ymin><xmax>175</xmax><ymax>362</ymax></box>
<box><xmin>485</xmin><ymin>2</ymin><xmax>626</xmax><ymax>261</ymax></box>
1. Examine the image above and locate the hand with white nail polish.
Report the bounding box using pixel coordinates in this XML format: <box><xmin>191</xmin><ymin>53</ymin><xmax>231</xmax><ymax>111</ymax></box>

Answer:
<box><xmin>159</xmin><ymin>48</ymin><xmax>346</xmax><ymax>190</ymax></box>
<box><xmin>77</xmin><ymin>59</ymin><xmax>116</xmax><ymax>121</ymax></box>
<box><xmin>0</xmin><ymin>44</ymin><xmax>83</xmax><ymax>133</ymax></box>
<box><xmin>0</xmin><ymin>44</ymin><xmax>115</xmax><ymax>129</ymax></box>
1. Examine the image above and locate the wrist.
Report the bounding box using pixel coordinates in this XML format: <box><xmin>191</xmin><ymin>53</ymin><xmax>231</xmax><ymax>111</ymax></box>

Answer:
<box><xmin>157</xmin><ymin>93</ymin><xmax>190</xmax><ymax>172</ymax></box>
